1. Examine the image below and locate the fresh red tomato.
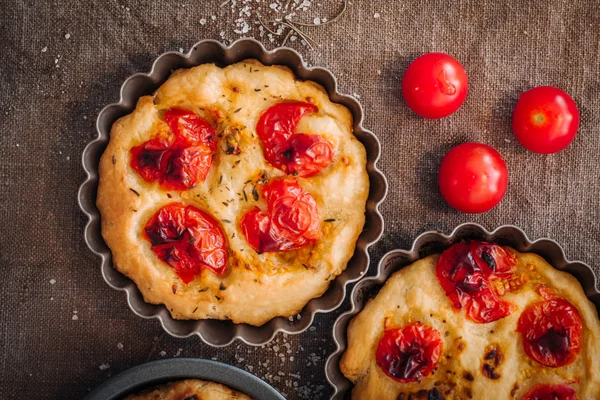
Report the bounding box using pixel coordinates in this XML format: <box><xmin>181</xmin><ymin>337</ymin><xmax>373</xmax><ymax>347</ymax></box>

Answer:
<box><xmin>375</xmin><ymin>323</ymin><xmax>443</xmax><ymax>383</ymax></box>
<box><xmin>512</xmin><ymin>86</ymin><xmax>580</xmax><ymax>154</ymax></box>
<box><xmin>436</xmin><ymin>241</ymin><xmax>517</xmax><ymax>323</ymax></box>
<box><xmin>240</xmin><ymin>178</ymin><xmax>320</xmax><ymax>253</ymax></box>
<box><xmin>256</xmin><ymin>102</ymin><xmax>334</xmax><ymax>177</ymax></box>
<box><xmin>401</xmin><ymin>52</ymin><xmax>468</xmax><ymax>119</ymax></box>
<box><xmin>521</xmin><ymin>384</ymin><xmax>578</xmax><ymax>400</ymax></box>
<box><xmin>438</xmin><ymin>142</ymin><xmax>508</xmax><ymax>213</ymax></box>
<box><xmin>144</xmin><ymin>203</ymin><xmax>227</xmax><ymax>283</ymax></box>
<box><xmin>517</xmin><ymin>297</ymin><xmax>582</xmax><ymax>367</ymax></box>
<box><xmin>131</xmin><ymin>108</ymin><xmax>216</xmax><ymax>190</ymax></box>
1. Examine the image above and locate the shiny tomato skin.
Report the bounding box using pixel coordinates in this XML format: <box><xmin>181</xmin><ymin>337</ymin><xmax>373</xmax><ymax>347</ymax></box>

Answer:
<box><xmin>438</xmin><ymin>142</ymin><xmax>508</xmax><ymax>214</ymax></box>
<box><xmin>130</xmin><ymin>108</ymin><xmax>216</xmax><ymax>190</ymax></box>
<box><xmin>375</xmin><ymin>323</ymin><xmax>443</xmax><ymax>383</ymax></box>
<box><xmin>256</xmin><ymin>102</ymin><xmax>333</xmax><ymax>177</ymax></box>
<box><xmin>512</xmin><ymin>86</ymin><xmax>580</xmax><ymax>154</ymax></box>
<box><xmin>240</xmin><ymin>178</ymin><xmax>320</xmax><ymax>253</ymax></box>
<box><xmin>517</xmin><ymin>297</ymin><xmax>582</xmax><ymax>368</ymax></box>
<box><xmin>402</xmin><ymin>52</ymin><xmax>468</xmax><ymax>119</ymax></box>
<box><xmin>436</xmin><ymin>241</ymin><xmax>517</xmax><ymax>323</ymax></box>
<box><xmin>144</xmin><ymin>203</ymin><xmax>227</xmax><ymax>283</ymax></box>
<box><xmin>521</xmin><ymin>384</ymin><xmax>578</xmax><ymax>400</ymax></box>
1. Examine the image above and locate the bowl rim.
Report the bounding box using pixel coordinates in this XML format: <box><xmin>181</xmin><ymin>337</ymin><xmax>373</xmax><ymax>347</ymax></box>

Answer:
<box><xmin>77</xmin><ymin>37</ymin><xmax>388</xmax><ymax>346</ymax></box>
<box><xmin>83</xmin><ymin>358</ymin><xmax>286</xmax><ymax>400</ymax></box>
<box><xmin>325</xmin><ymin>222</ymin><xmax>600</xmax><ymax>399</ymax></box>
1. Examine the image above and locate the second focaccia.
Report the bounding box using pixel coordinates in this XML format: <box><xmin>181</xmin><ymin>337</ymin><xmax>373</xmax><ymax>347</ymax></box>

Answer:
<box><xmin>341</xmin><ymin>242</ymin><xmax>600</xmax><ymax>399</ymax></box>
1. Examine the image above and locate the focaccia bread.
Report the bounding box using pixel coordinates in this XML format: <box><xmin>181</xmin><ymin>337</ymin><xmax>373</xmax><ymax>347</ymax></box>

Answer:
<box><xmin>125</xmin><ymin>379</ymin><xmax>251</xmax><ymax>400</ymax></box>
<box><xmin>340</xmin><ymin>241</ymin><xmax>600</xmax><ymax>399</ymax></box>
<box><xmin>97</xmin><ymin>59</ymin><xmax>369</xmax><ymax>326</ymax></box>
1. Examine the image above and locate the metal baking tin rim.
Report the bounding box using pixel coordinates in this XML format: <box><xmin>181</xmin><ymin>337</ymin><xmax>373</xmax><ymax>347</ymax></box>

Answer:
<box><xmin>325</xmin><ymin>222</ymin><xmax>600</xmax><ymax>399</ymax></box>
<box><xmin>83</xmin><ymin>358</ymin><xmax>286</xmax><ymax>400</ymax></box>
<box><xmin>77</xmin><ymin>38</ymin><xmax>388</xmax><ymax>347</ymax></box>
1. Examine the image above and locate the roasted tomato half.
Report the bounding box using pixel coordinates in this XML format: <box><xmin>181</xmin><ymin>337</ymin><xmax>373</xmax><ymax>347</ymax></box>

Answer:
<box><xmin>521</xmin><ymin>384</ymin><xmax>578</xmax><ymax>400</ymax></box>
<box><xmin>436</xmin><ymin>241</ymin><xmax>517</xmax><ymax>323</ymax></box>
<box><xmin>256</xmin><ymin>101</ymin><xmax>333</xmax><ymax>177</ymax></box>
<box><xmin>375</xmin><ymin>322</ymin><xmax>443</xmax><ymax>383</ymax></box>
<box><xmin>240</xmin><ymin>178</ymin><xmax>320</xmax><ymax>253</ymax></box>
<box><xmin>517</xmin><ymin>297</ymin><xmax>582</xmax><ymax>367</ymax></box>
<box><xmin>144</xmin><ymin>202</ymin><xmax>227</xmax><ymax>283</ymax></box>
<box><xmin>131</xmin><ymin>108</ymin><xmax>216</xmax><ymax>190</ymax></box>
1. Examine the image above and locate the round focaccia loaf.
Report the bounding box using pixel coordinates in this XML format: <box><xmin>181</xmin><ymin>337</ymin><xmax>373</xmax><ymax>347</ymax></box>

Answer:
<box><xmin>125</xmin><ymin>379</ymin><xmax>252</xmax><ymax>400</ymax></box>
<box><xmin>97</xmin><ymin>59</ymin><xmax>369</xmax><ymax>326</ymax></box>
<box><xmin>340</xmin><ymin>247</ymin><xmax>600</xmax><ymax>400</ymax></box>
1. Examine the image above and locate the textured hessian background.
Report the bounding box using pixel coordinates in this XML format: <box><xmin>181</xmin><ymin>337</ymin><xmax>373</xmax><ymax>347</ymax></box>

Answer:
<box><xmin>1</xmin><ymin>0</ymin><xmax>599</xmax><ymax>399</ymax></box>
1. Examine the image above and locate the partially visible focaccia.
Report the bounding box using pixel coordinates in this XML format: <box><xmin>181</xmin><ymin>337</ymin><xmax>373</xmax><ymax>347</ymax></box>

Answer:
<box><xmin>340</xmin><ymin>245</ymin><xmax>600</xmax><ymax>399</ymax></box>
<box><xmin>125</xmin><ymin>379</ymin><xmax>252</xmax><ymax>400</ymax></box>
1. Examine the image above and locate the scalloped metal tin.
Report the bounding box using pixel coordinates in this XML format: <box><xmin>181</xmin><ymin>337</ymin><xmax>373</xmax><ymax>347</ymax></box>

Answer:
<box><xmin>78</xmin><ymin>38</ymin><xmax>387</xmax><ymax>346</ymax></box>
<box><xmin>326</xmin><ymin>223</ymin><xmax>600</xmax><ymax>399</ymax></box>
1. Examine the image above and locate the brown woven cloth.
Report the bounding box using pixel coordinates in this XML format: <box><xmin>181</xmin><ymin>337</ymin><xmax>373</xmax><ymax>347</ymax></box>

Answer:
<box><xmin>1</xmin><ymin>0</ymin><xmax>599</xmax><ymax>399</ymax></box>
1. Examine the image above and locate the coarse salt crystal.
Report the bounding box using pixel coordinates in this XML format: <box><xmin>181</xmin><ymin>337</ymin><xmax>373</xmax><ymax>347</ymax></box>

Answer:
<box><xmin>49</xmin><ymin>279</ymin><xmax>56</xmax><ymax>284</ymax></box>
<box><xmin>117</xmin><ymin>342</ymin><xmax>123</xmax><ymax>350</ymax></box>
<box><xmin>41</xmin><ymin>46</ymin><xmax>47</xmax><ymax>53</ymax></box>
<box><xmin>179</xmin><ymin>48</ymin><xmax>184</xmax><ymax>53</ymax></box>
<box><xmin>72</xmin><ymin>315</ymin><xmax>79</xmax><ymax>320</ymax></box>
<box><xmin>269</xmin><ymin>3</ymin><xmax>278</xmax><ymax>10</ymax></box>
<box><xmin>200</xmin><ymin>18</ymin><xmax>207</xmax><ymax>25</ymax></box>
<box><xmin>159</xmin><ymin>350</ymin><xmax>167</xmax><ymax>357</ymax></box>
<box><xmin>99</xmin><ymin>363</ymin><xmax>110</xmax><ymax>370</ymax></box>
<box><xmin>64</xmin><ymin>33</ymin><xmax>71</xmax><ymax>39</ymax></box>
<box><xmin>211</xmin><ymin>15</ymin><xmax>217</xmax><ymax>20</ymax></box>
<box><xmin>374</xmin><ymin>12</ymin><xmax>381</xmax><ymax>18</ymax></box>
<box><xmin>313</xmin><ymin>17</ymin><xmax>321</xmax><ymax>25</ymax></box>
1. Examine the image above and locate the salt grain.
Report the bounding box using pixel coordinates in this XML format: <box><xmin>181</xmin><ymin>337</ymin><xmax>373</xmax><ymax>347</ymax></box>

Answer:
<box><xmin>117</xmin><ymin>342</ymin><xmax>123</xmax><ymax>350</ymax></box>
<box><xmin>99</xmin><ymin>363</ymin><xmax>110</xmax><ymax>371</ymax></box>
<box><xmin>159</xmin><ymin>350</ymin><xmax>167</xmax><ymax>357</ymax></box>
<box><xmin>211</xmin><ymin>15</ymin><xmax>217</xmax><ymax>20</ymax></box>
<box><xmin>49</xmin><ymin>279</ymin><xmax>56</xmax><ymax>284</ymax></box>
<box><xmin>64</xmin><ymin>33</ymin><xmax>71</xmax><ymax>39</ymax></box>
<box><xmin>200</xmin><ymin>18</ymin><xmax>207</xmax><ymax>25</ymax></box>
<box><xmin>72</xmin><ymin>315</ymin><xmax>79</xmax><ymax>320</ymax></box>
<box><xmin>313</xmin><ymin>17</ymin><xmax>321</xmax><ymax>25</ymax></box>
<box><xmin>41</xmin><ymin>46</ymin><xmax>47</xmax><ymax>53</ymax></box>
<box><xmin>374</xmin><ymin>12</ymin><xmax>381</xmax><ymax>18</ymax></box>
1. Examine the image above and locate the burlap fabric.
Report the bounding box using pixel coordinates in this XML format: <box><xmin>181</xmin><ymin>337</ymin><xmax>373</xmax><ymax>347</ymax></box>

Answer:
<box><xmin>1</xmin><ymin>0</ymin><xmax>598</xmax><ymax>398</ymax></box>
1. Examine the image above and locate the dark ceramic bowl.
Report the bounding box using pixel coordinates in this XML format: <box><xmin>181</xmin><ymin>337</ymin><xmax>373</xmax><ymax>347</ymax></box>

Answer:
<box><xmin>325</xmin><ymin>223</ymin><xmax>600</xmax><ymax>399</ymax></box>
<box><xmin>78</xmin><ymin>38</ymin><xmax>387</xmax><ymax>346</ymax></box>
<box><xmin>84</xmin><ymin>358</ymin><xmax>285</xmax><ymax>400</ymax></box>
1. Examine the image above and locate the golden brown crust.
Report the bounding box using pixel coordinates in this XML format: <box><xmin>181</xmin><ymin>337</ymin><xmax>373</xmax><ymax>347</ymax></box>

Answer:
<box><xmin>340</xmin><ymin>248</ymin><xmax>600</xmax><ymax>400</ymax></box>
<box><xmin>124</xmin><ymin>379</ymin><xmax>252</xmax><ymax>400</ymax></box>
<box><xmin>97</xmin><ymin>60</ymin><xmax>369</xmax><ymax>326</ymax></box>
